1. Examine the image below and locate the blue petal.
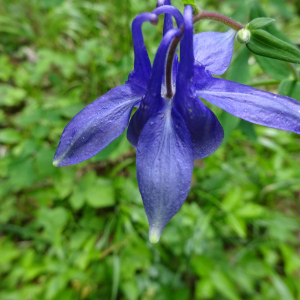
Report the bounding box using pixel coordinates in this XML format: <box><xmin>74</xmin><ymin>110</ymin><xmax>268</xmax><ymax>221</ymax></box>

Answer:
<box><xmin>196</xmin><ymin>72</ymin><xmax>300</xmax><ymax>134</ymax></box>
<box><xmin>136</xmin><ymin>103</ymin><xmax>194</xmax><ymax>243</ymax></box>
<box><xmin>173</xmin><ymin>6</ymin><xmax>223</xmax><ymax>158</ymax></box>
<box><xmin>127</xmin><ymin>28</ymin><xmax>182</xmax><ymax>148</ymax></box>
<box><xmin>53</xmin><ymin>84</ymin><xmax>145</xmax><ymax>166</ymax></box>
<box><xmin>174</xmin><ymin>91</ymin><xmax>224</xmax><ymax>159</ymax></box>
<box><xmin>163</xmin><ymin>2</ymin><xmax>174</xmax><ymax>35</ymax></box>
<box><xmin>152</xmin><ymin>5</ymin><xmax>184</xmax><ymax>33</ymax></box>
<box><xmin>194</xmin><ymin>29</ymin><xmax>236</xmax><ymax>75</ymax></box>
<box><xmin>152</xmin><ymin>5</ymin><xmax>183</xmax><ymax>94</ymax></box>
<box><xmin>127</xmin><ymin>13</ymin><xmax>158</xmax><ymax>89</ymax></box>
<box><xmin>178</xmin><ymin>5</ymin><xmax>194</xmax><ymax>80</ymax></box>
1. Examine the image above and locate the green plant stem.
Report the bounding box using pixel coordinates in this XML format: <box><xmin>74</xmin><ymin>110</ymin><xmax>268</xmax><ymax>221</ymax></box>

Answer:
<box><xmin>192</xmin><ymin>11</ymin><xmax>243</xmax><ymax>31</ymax></box>
<box><xmin>250</xmin><ymin>80</ymin><xmax>281</xmax><ymax>87</ymax></box>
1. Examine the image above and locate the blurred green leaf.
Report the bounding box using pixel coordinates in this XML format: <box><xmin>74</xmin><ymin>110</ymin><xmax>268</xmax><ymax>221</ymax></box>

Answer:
<box><xmin>227</xmin><ymin>47</ymin><xmax>251</xmax><ymax>84</ymax></box>
<box><xmin>249</xmin><ymin>1</ymin><xmax>292</xmax><ymax>43</ymax></box>
<box><xmin>195</xmin><ymin>278</ymin><xmax>215</xmax><ymax>299</ymax></box>
<box><xmin>254</xmin><ymin>55</ymin><xmax>290</xmax><ymax>80</ymax></box>
<box><xmin>219</xmin><ymin>111</ymin><xmax>240</xmax><ymax>144</ymax></box>
<box><xmin>211</xmin><ymin>271</ymin><xmax>241</xmax><ymax>300</ymax></box>
<box><xmin>239</xmin><ymin>120</ymin><xmax>257</xmax><ymax>142</ymax></box>
<box><xmin>278</xmin><ymin>79</ymin><xmax>300</xmax><ymax>101</ymax></box>
<box><xmin>271</xmin><ymin>274</ymin><xmax>295</xmax><ymax>300</ymax></box>
<box><xmin>0</xmin><ymin>129</ymin><xmax>22</xmax><ymax>144</ymax></box>
<box><xmin>226</xmin><ymin>214</ymin><xmax>246</xmax><ymax>238</ymax></box>
<box><xmin>236</xmin><ymin>203</ymin><xmax>266</xmax><ymax>218</ymax></box>
<box><xmin>248</xmin><ymin>17</ymin><xmax>275</xmax><ymax>30</ymax></box>
<box><xmin>0</xmin><ymin>85</ymin><xmax>26</xmax><ymax>106</ymax></box>
<box><xmin>85</xmin><ymin>180</ymin><xmax>115</xmax><ymax>208</ymax></box>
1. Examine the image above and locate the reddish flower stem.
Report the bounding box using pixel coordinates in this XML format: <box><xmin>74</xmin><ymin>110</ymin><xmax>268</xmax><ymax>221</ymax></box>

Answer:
<box><xmin>164</xmin><ymin>11</ymin><xmax>243</xmax><ymax>99</ymax></box>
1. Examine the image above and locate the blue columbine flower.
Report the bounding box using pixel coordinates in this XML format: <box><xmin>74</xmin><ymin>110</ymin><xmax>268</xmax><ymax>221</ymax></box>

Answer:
<box><xmin>53</xmin><ymin>4</ymin><xmax>300</xmax><ymax>243</ymax></box>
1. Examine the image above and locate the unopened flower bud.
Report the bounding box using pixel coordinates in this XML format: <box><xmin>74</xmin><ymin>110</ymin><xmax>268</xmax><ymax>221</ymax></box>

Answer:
<box><xmin>236</xmin><ymin>27</ymin><xmax>251</xmax><ymax>44</ymax></box>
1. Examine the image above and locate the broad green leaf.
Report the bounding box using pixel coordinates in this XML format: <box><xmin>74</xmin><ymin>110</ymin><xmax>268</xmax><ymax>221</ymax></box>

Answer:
<box><xmin>219</xmin><ymin>111</ymin><xmax>240</xmax><ymax>144</ymax></box>
<box><xmin>248</xmin><ymin>17</ymin><xmax>275</xmax><ymax>30</ymax></box>
<box><xmin>271</xmin><ymin>274</ymin><xmax>294</xmax><ymax>300</ymax></box>
<box><xmin>278</xmin><ymin>79</ymin><xmax>300</xmax><ymax>101</ymax></box>
<box><xmin>227</xmin><ymin>47</ymin><xmax>251</xmax><ymax>84</ymax></box>
<box><xmin>254</xmin><ymin>55</ymin><xmax>290</xmax><ymax>80</ymax></box>
<box><xmin>0</xmin><ymin>128</ymin><xmax>22</xmax><ymax>144</ymax></box>
<box><xmin>230</xmin><ymin>1</ymin><xmax>248</xmax><ymax>23</ymax></box>
<box><xmin>35</xmin><ymin>148</ymin><xmax>56</xmax><ymax>177</ymax></box>
<box><xmin>111</xmin><ymin>255</ymin><xmax>120</xmax><ymax>300</ymax></box>
<box><xmin>280</xmin><ymin>244</ymin><xmax>300</xmax><ymax>275</ymax></box>
<box><xmin>85</xmin><ymin>180</ymin><xmax>115</xmax><ymax>208</ymax></box>
<box><xmin>8</xmin><ymin>158</ymin><xmax>36</xmax><ymax>189</ymax></box>
<box><xmin>0</xmin><ymin>240</ymin><xmax>20</xmax><ymax>265</ymax></box>
<box><xmin>121</xmin><ymin>280</ymin><xmax>139</xmax><ymax>300</ymax></box>
<box><xmin>226</xmin><ymin>214</ymin><xmax>246</xmax><ymax>238</ymax></box>
<box><xmin>236</xmin><ymin>203</ymin><xmax>266</xmax><ymax>218</ymax></box>
<box><xmin>239</xmin><ymin>120</ymin><xmax>257</xmax><ymax>142</ymax></box>
<box><xmin>190</xmin><ymin>255</ymin><xmax>215</xmax><ymax>277</ymax></box>
<box><xmin>221</xmin><ymin>187</ymin><xmax>241</xmax><ymax>211</ymax></box>
<box><xmin>195</xmin><ymin>278</ymin><xmax>215</xmax><ymax>299</ymax></box>
<box><xmin>246</xmin><ymin>29</ymin><xmax>300</xmax><ymax>64</ymax></box>
<box><xmin>211</xmin><ymin>271</ymin><xmax>241</xmax><ymax>300</ymax></box>
<box><xmin>69</xmin><ymin>189</ymin><xmax>85</xmax><ymax>210</ymax></box>
<box><xmin>0</xmin><ymin>85</ymin><xmax>26</xmax><ymax>106</ymax></box>
<box><xmin>271</xmin><ymin>0</ymin><xmax>295</xmax><ymax>20</ymax></box>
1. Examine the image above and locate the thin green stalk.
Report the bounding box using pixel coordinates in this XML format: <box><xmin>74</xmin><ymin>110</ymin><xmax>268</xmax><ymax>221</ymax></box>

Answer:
<box><xmin>250</xmin><ymin>80</ymin><xmax>281</xmax><ymax>87</ymax></box>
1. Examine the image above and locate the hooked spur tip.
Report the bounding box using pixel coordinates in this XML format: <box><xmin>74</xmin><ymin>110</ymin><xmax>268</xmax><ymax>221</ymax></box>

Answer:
<box><xmin>149</xmin><ymin>227</ymin><xmax>162</xmax><ymax>244</ymax></box>
<box><xmin>156</xmin><ymin>0</ymin><xmax>164</xmax><ymax>8</ymax></box>
<box><xmin>150</xmin><ymin>15</ymin><xmax>159</xmax><ymax>26</ymax></box>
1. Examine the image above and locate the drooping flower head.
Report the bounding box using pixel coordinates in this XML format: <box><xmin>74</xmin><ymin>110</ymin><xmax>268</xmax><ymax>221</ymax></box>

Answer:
<box><xmin>127</xmin><ymin>5</ymin><xmax>239</xmax><ymax>242</ymax></box>
<box><xmin>53</xmin><ymin>2</ymin><xmax>300</xmax><ymax>243</ymax></box>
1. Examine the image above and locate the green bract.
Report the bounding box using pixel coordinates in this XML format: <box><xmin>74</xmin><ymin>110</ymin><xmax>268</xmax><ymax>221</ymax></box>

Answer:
<box><xmin>247</xmin><ymin>17</ymin><xmax>275</xmax><ymax>30</ymax></box>
<box><xmin>246</xmin><ymin>28</ymin><xmax>300</xmax><ymax>64</ymax></box>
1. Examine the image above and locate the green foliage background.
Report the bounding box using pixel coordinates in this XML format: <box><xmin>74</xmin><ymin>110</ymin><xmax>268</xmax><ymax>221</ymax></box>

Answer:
<box><xmin>1</xmin><ymin>0</ymin><xmax>300</xmax><ymax>299</ymax></box>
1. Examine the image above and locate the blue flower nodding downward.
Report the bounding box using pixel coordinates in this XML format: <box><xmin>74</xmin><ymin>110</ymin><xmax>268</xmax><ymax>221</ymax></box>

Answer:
<box><xmin>53</xmin><ymin>4</ymin><xmax>300</xmax><ymax>243</ymax></box>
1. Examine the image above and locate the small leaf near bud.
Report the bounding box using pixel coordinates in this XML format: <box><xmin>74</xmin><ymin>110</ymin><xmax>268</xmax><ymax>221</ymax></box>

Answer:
<box><xmin>248</xmin><ymin>17</ymin><xmax>275</xmax><ymax>30</ymax></box>
<box><xmin>237</xmin><ymin>27</ymin><xmax>251</xmax><ymax>44</ymax></box>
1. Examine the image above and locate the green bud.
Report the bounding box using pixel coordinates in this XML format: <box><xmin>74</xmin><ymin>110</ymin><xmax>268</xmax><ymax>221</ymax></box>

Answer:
<box><xmin>236</xmin><ymin>27</ymin><xmax>251</xmax><ymax>44</ymax></box>
<box><xmin>246</xmin><ymin>29</ymin><xmax>300</xmax><ymax>64</ymax></box>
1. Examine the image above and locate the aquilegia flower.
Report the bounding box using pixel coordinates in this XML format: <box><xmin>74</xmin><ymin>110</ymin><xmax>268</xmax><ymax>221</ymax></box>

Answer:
<box><xmin>54</xmin><ymin>3</ymin><xmax>300</xmax><ymax>243</ymax></box>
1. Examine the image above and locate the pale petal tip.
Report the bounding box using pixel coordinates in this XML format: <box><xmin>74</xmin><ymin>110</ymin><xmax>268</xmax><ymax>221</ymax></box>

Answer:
<box><xmin>149</xmin><ymin>227</ymin><xmax>161</xmax><ymax>244</ymax></box>
<box><xmin>52</xmin><ymin>159</ymin><xmax>60</xmax><ymax>167</ymax></box>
